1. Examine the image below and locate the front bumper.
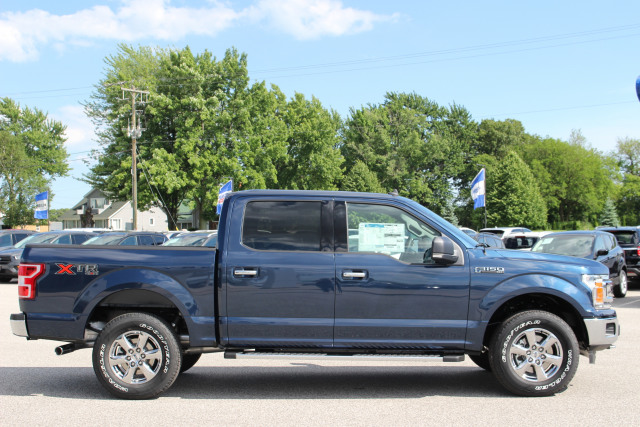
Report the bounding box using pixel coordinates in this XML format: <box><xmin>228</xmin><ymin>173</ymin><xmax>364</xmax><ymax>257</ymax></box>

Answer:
<box><xmin>10</xmin><ymin>313</ymin><xmax>28</xmax><ymax>338</ymax></box>
<box><xmin>584</xmin><ymin>316</ymin><xmax>619</xmax><ymax>349</ymax></box>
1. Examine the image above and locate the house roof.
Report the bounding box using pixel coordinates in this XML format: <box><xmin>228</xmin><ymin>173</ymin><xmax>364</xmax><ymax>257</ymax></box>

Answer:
<box><xmin>59</xmin><ymin>200</ymin><xmax>129</xmax><ymax>221</ymax></box>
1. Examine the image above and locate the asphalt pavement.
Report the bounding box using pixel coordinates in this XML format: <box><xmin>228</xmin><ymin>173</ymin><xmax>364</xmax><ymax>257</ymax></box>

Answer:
<box><xmin>1</xmin><ymin>281</ymin><xmax>640</xmax><ymax>426</ymax></box>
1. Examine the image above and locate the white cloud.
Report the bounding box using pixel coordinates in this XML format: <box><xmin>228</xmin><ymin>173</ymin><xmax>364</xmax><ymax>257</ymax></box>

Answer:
<box><xmin>252</xmin><ymin>0</ymin><xmax>398</xmax><ymax>40</ymax></box>
<box><xmin>53</xmin><ymin>105</ymin><xmax>98</xmax><ymax>152</ymax></box>
<box><xmin>0</xmin><ymin>0</ymin><xmax>397</xmax><ymax>62</ymax></box>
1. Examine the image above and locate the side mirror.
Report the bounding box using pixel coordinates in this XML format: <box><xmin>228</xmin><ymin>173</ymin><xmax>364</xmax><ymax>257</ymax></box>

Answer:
<box><xmin>431</xmin><ymin>236</ymin><xmax>458</xmax><ymax>265</ymax></box>
<box><xmin>596</xmin><ymin>249</ymin><xmax>608</xmax><ymax>257</ymax></box>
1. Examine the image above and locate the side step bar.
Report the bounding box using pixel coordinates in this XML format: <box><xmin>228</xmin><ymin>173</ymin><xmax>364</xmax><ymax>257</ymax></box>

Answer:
<box><xmin>225</xmin><ymin>351</ymin><xmax>464</xmax><ymax>362</ymax></box>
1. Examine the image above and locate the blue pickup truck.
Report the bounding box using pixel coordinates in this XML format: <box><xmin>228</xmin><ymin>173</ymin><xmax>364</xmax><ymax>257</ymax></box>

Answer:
<box><xmin>10</xmin><ymin>190</ymin><xmax>620</xmax><ymax>399</ymax></box>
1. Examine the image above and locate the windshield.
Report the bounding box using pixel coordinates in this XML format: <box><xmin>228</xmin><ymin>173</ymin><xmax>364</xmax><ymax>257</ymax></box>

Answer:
<box><xmin>83</xmin><ymin>234</ymin><xmax>126</xmax><ymax>245</ymax></box>
<box><xmin>15</xmin><ymin>233</ymin><xmax>60</xmax><ymax>248</ymax></box>
<box><xmin>608</xmin><ymin>231</ymin><xmax>635</xmax><ymax>245</ymax></box>
<box><xmin>532</xmin><ymin>234</ymin><xmax>594</xmax><ymax>258</ymax></box>
<box><xmin>163</xmin><ymin>234</ymin><xmax>212</xmax><ymax>246</ymax></box>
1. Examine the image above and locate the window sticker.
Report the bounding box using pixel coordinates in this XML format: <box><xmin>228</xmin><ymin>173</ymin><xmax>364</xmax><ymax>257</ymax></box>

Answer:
<box><xmin>358</xmin><ymin>223</ymin><xmax>405</xmax><ymax>254</ymax></box>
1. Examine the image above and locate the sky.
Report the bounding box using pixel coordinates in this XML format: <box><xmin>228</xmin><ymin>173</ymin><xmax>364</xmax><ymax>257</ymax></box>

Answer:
<box><xmin>1</xmin><ymin>0</ymin><xmax>640</xmax><ymax>210</ymax></box>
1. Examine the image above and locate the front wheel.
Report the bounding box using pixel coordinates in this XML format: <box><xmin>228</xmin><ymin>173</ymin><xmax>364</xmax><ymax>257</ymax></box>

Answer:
<box><xmin>614</xmin><ymin>270</ymin><xmax>628</xmax><ymax>298</ymax></box>
<box><xmin>92</xmin><ymin>312</ymin><xmax>182</xmax><ymax>399</ymax></box>
<box><xmin>488</xmin><ymin>310</ymin><xmax>579</xmax><ymax>397</ymax></box>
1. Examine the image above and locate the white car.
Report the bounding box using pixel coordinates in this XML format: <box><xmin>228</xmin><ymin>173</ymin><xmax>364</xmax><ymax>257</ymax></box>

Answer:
<box><xmin>479</xmin><ymin>227</ymin><xmax>532</xmax><ymax>239</ymax></box>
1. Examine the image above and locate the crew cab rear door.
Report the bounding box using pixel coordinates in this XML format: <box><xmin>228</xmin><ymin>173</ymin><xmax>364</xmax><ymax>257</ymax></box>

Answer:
<box><xmin>223</xmin><ymin>197</ymin><xmax>335</xmax><ymax>348</ymax></box>
<box><xmin>333</xmin><ymin>199</ymin><xmax>470</xmax><ymax>350</ymax></box>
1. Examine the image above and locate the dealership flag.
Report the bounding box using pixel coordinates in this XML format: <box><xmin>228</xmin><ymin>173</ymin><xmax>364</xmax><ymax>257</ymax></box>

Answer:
<box><xmin>34</xmin><ymin>191</ymin><xmax>49</xmax><ymax>219</ymax></box>
<box><xmin>216</xmin><ymin>180</ymin><xmax>233</xmax><ymax>214</ymax></box>
<box><xmin>471</xmin><ymin>169</ymin><xmax>485</xmax><ymax>210</ymax></box>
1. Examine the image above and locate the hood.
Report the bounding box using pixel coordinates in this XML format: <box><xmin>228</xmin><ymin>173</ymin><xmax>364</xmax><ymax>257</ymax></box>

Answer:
<box><xmin>475</xmin><ymin>248</ymin><xmax>608</xmax><ymax>276</ymax></box>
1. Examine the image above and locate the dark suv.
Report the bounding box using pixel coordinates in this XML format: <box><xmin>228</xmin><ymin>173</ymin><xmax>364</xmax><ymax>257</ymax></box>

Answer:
<box><xmin>531</xmin><ymin>230</ymin><xmax>628</xmax><ymax>297</ymax></box>
<box><xmin>0</xmin><ymin>230</ymin><xmax>34</xmax><ymax>248</ymax></box>
<box><xmin>598</xmin><ymin>227</ymin><xmax>640</xmax><ymax>283</ymax></box>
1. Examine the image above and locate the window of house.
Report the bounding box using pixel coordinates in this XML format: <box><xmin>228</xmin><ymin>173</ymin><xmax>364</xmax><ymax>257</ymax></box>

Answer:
<box><xmin>90</xmin><ymin>198</ymin><xmax>106</xmax><ymax>209</ymax></box>
<box><xmin>346</xmin><ymin>203</ymin><xmax>440</xmax><ymax>264</ymax></box>
<box><xmin>242</xmin><ymin>201</ymin><xmax>321</xmax><ymax>251</ymax></box>
<box><xmin>111</xmin><ymin>219</ymin><xmax>121</xmax><ymax>230</ymax></box>
<box><xmin>149</xmin><ymin>218</ymin><xmax>154</xmax><ymax>226</ymax></box>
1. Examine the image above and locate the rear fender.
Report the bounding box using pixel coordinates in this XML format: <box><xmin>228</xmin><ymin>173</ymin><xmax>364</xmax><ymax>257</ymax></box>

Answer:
<box><xmin>74</xmin><ymin>268</ymin><xmax>216</xmax><ymax>347</ymax></box>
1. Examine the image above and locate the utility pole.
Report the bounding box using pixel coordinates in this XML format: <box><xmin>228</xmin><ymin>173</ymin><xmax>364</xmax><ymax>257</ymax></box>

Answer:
<box><xmin>122</xmin><ymin>86</ymin><xmax>149</xmax><ymax>231</ymax></box>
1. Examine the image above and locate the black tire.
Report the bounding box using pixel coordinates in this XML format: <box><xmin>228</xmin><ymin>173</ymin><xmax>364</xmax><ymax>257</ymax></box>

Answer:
<box><xmin>469</xmin><ymin>353</ymin><xmax>491</xmax><ymax>372</ymax></box>
<box><xmin>614</xmin><ymin>270</ymin><xmax>628</xmax><ymax>298</ymax></box>
<box><xmin>92</xmin><ymin>312</ymin><xmax>182</xmax><ymax>399</ymax></box>
<box><xmin>488</xmin><ymin>310</ymin><xmax>579</xmax><ymax>397</ymax></box>
<box><xmin>180</xmin><ymin>353</ymin><xmax>202</xmax><ymax>373</ymax></box>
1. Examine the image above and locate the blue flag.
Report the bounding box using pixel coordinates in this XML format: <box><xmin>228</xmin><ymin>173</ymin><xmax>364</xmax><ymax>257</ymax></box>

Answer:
<box><xmin>34</xmin><ymin>191</ymin><xmax>49</xmax><ymax>219</ymax></box>
<box><xmin>636</xmin><ymin>75</ymin><xmax>640</xmax><ymax>103</ymax></box>
<box><xmin>471</xmin><ymin>169</ymin><xmax>485</xmax><ymax>210</ymax></box>
<box><xmin>216</xmin><ymin>180</ymin><xmax>233</xmax><ymax>214</ymax></box>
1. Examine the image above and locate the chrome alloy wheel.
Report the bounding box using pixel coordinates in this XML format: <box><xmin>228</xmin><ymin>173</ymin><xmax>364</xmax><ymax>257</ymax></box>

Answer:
<box><xmin>108</xmin><ymin>330</ymin><xmax>163</xmax><ymax>385</ymax></box>
<box><xmin>508</xmin><ymin>327</ymin><xmax>563</xmax><ymax>382</ymax></box>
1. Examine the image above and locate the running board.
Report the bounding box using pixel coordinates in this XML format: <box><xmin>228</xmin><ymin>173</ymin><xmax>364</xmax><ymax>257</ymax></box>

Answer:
<box><xmin>225</xmin><ymin>351</ymin><xmax>465</xmax><ymax>362</ymax></box>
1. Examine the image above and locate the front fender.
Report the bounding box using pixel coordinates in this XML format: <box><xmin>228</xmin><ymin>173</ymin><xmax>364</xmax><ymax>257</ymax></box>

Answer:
<box><xmin>476</xmin><ymin>273</ymin><xmax>593</xmax><ymax>320</ymax></box>
<box><xmin>465</xmin><ymin>273</ymin><xmax>594</xmax><ymax>351</ymax></box>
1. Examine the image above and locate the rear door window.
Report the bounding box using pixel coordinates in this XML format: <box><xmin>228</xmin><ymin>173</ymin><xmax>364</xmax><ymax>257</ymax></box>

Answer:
<box><xmin>242</xmin><ymin>201</ymin><xmax>321</xmax><ymax>251</ymax></box>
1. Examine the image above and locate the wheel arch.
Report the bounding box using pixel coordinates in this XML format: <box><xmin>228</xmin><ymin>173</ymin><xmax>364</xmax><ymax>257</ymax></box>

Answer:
<box><xmin>482</xmin><ymin>292</ymin><xmax>588</xmax><ymax>352</ymax></box>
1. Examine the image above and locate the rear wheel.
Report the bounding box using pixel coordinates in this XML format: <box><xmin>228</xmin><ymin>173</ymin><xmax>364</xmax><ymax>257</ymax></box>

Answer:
<box><xmin>489</xmin><ymin>310</ymin><xmax>578</xmax><ymax>397</ymax></box>
<box><xmin>92</xmin><ymin>312</ymin><xmax>182</xmax><ymax>399</ymax></box>
<box><xmin>614</xmin><ymin>270</ymin><xmax>628</xmax><ymax>298</ymax></box>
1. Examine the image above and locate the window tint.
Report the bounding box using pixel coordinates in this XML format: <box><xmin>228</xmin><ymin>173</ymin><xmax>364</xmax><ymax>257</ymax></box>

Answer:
<box><xmin>138</xmin><ymin>235</ymin><xmax>155</xmax><ymax>246</ymax></box>
<box><xmin>0</xmin><ymin>234</ymin><xmax>12</xmax><ymax>246</ymax></box>
<box><xmin>242</xmin><ymin>201</ymin><xmax>321</xmax><ymax>251</ymax></box>
<box><xmin>594</xmin><ymin>236</ymin><xmax>607</xmax><ymax>255</ymax></box>
<box><xmin>346</xmin><ymin>203</ymin><xmax>440</xmax><ymax>264</ymax></box>
<box><xmin>72</xmin><ymin>234</ymin><xmax>90</xmax><ymax>244</ymax></box>
<box><xmin>54</xmin><ymin>235</ymin><xmax>72</xmax><ymax>244</ymax></box>
<box><xmin>152</xmin><ymin>235</ymin><xmax>166</xmax><ymax>245</ymax></box>
<box><xmin>119</xmin><ymin>236</ymin><xmax>137</xmax><ymax>246</ymax></box>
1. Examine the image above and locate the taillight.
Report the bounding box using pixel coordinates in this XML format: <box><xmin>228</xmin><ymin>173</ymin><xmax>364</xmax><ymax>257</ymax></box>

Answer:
<box><xmin>18</xmin><ymin>263</ymin><xmax>45</xmax><ymax>300</ymax></box>
<box><xmin>637</xmin><ymin>246</ymin><xmax>640</xmax><ymax>256</ymax></box>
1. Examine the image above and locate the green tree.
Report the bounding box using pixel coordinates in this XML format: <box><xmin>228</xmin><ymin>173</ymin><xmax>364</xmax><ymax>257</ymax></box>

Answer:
<box><xmin>277</xmin><ymin>93</ymin><xmax>344</xmax><ymax>190</ymax></box>
<box><xmin>518</xmin><ymin>136</ymin><xmax>613</xmax><ymax>227</ymax></box>
<box><xmin>342</xmin><ymin>92</ymin><xmax>475</xmax><ymax>212</ymax></box>
<box><xmin>486</xmin><ymin>151</ymin><xmax>547</xmax><ymax>229</ymax></box>
<box><xmin>613</xmin><ymin>137</ymin><xmax>640</xmax><ymax>225</ymax></box>
<box><xmin>341</xmin><ymin>160</ymin><xmax>384</xmax><ymax>193</ymax></box>
<box><xmin>0</xmin><ymin>99</ymin><xmax>68</xmax><ymax>228</ymax></box>
<box><xmin>598</xmin><ymin>198</ymin><xmax>620</xmax><ymax>227</ymax></box>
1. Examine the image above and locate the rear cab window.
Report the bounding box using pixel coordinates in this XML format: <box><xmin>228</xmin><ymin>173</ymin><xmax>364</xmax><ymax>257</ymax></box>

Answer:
<box><xmin>242</xmin><ymin>201</ymin><xmax>321</xmax><ymax>251</ymax></box>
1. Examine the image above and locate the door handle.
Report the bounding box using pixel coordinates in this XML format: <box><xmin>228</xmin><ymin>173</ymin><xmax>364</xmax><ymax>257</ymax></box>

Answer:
<box><xmin>342</xmin><ymin>270</ymin><xmax>367</xmax><ymax>279</ymax></box>
<box><xmin>233</xmin><ymin>268</ymin><xmax>258</xmax><ymax>277</ymax></box>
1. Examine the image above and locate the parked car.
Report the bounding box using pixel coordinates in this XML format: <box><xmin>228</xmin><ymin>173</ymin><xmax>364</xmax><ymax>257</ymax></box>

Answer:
<box><xmin>531</xmin><ymin>230</ymin><xmax>628</xmax><ymax>297</ymax></box>
<box><xmin>503</xmin><ymin>231</ymin><xmax>550</xmax><ymax>250</ymax></box>
<box><xmin>597</xmin><ymin>226</ymin><xmax>640</xmax><ymax>282</ymax></box>
<box><xmin>479</xmin><ymin>227</ymin><xmax>532</xmax><ymax>239</ymax></box>
<box><xmin>458</xmin><ymin>227</ymin><xmax>477</xmax><ymax>237</ymax></box>
<box><xmin>472</xmin><ymin>232</ymin><xmax>505</xmax><ymax>248</ymax></box>
<box><xmin>163</xmin><ymin>231</ymin><xmax>218</xmax><ymax>247</ymax></box>
<box><xmin>0</xmin><ymin>230</ymin><xmax>93</xmax><ymax>282</ymax></box>
<box><xmin>83</xmin><ymin>231</ymin><xmax>167</xmax><ymax>246</ymax></box>
<box><xmin>0</xmin><ymin>229</ymin><xmax>34</xmax><ymax>248</ymax></box>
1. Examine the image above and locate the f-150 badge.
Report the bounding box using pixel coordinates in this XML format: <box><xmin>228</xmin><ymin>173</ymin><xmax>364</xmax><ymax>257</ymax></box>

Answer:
<box><xmin>474</xmin><ymin>267</ymin><xmax>504</xmax><ymax>274</ymax></box>
<box><xmin>55</xmin><ymin>263</ymin><xmax>99</xmax><ymax>275</ymax></box>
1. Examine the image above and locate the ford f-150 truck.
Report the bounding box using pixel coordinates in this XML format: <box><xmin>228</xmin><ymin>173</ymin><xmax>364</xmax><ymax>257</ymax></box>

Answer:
<box><xmin>10</xmin><ymin>190</ymin><xmax>620</xmax><ymax>399</ymax></box>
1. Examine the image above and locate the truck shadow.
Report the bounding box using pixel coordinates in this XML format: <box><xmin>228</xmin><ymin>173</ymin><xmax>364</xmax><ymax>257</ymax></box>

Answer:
<box><xmin>0</xmin><ymin>365</ymin><xmax>509</xmax><ymax>400</ymax></box>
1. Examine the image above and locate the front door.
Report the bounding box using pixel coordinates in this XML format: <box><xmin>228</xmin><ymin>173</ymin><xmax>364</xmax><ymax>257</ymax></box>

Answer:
<box><xmin>334</xmin><ymin>201</ymin><xmax>470</xmax><ymax>350</ymax></box>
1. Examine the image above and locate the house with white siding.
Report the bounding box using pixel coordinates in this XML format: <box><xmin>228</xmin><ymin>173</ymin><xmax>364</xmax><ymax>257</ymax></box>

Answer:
<box><xmin>59</xmin><ymin>189</ymin><xmax>169</xmax><ymax>231</ymax></box>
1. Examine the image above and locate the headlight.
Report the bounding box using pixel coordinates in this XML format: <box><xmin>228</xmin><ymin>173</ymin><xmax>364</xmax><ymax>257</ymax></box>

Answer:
<box><xmin>582</xmin><ymin>274</ymin><xmax>613</xmax><ymax>309</ymax></box>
